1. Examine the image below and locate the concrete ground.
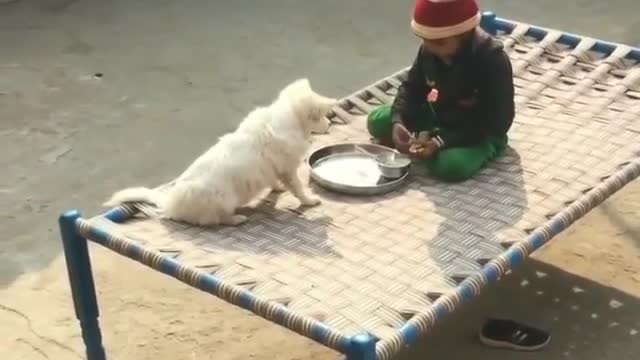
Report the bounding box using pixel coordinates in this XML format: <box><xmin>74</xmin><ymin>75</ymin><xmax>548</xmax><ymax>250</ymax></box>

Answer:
<box><xmin>1</xmin><ymin>0</ymin><xmax>639</xmax><ymax>359</ymax></box>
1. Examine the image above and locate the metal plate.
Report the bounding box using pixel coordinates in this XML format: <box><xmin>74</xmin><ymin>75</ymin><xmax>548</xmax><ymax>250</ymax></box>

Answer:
<box><xmin>308</xmin><ymin>143</ymin><xmax>409</xmax><ymax>196</ymax></box>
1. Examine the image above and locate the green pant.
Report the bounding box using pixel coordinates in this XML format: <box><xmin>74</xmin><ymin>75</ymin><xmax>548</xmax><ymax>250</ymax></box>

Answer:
<box><xmin>367</xmin><ymin>105</ymin><xmax>507</xmax><ymax>183</ymax></box>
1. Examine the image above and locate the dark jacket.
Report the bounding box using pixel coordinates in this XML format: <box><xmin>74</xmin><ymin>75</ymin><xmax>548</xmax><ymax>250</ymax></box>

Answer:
<box><xmin>391</xmin><ymin>28</ymin><xmax>515</xmax><ymax>148</ymax></box>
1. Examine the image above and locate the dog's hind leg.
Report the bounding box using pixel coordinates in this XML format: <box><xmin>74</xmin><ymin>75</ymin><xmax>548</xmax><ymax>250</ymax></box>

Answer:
<box><xmin>280</xmin><ymin>171</ymin><xmax>321</xmax><ymax>206</ymax></box>
<box><xmin>216</xmin><ymin>203</ymin><xmax>248</xmax><ymax>226</ymax></box>
<box><xmin>198</xmin><ymin>207</ymin><xmax>247</xmax><ymax>226</ymax></box>
<box><xmin>185</xmin><ymin>198</ymin><xmax>247</xmax><ymax>227</ymax></box>
<box><xmin>220</xmin><ymin>213</ymin><xmax>248</xmax><ymax>226</ymax></box>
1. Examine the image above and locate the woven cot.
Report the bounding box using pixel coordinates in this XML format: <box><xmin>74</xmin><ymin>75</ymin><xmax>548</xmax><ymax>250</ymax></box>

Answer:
<box><xmin>58</xmin><ymin>13</ymin><xmax>640</xmax><ymax>360</ymax></box>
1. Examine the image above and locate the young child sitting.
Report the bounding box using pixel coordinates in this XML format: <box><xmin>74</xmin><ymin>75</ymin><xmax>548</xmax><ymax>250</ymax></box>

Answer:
<box><xmin>367</xmin><ymin>0</ymin><xmax>515</xmax><ymax>183</ymax></box>
<box><xmin>367</xmin><ymin>0</ymin><xmax>552</xmax><ymax>351</ymax></box>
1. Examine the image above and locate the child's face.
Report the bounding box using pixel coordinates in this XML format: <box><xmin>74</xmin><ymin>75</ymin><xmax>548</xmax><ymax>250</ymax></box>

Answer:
<box><xmin>422</xmin><ymin>33</ymin><xmax>466</xmax><ymax>59</ymax></box>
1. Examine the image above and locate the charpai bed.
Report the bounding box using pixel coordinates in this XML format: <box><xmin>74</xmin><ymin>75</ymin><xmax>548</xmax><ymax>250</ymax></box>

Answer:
<box><xmin>58</xmin><ymin>12</ymin><xmax>640</xmax><ymax>360</ymax></box>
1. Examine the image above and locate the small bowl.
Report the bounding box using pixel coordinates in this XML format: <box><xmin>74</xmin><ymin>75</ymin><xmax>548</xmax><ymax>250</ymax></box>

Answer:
<box><xmin>375</xmin><ymin>152</ymin><xmax>411</xmax><ymax>179</ymax></box>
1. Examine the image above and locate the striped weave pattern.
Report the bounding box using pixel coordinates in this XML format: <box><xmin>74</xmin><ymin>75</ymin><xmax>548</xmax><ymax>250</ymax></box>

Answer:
<box><xmin>82</xmin><ymin>17</ymin><xmax>640</xmax><ymax>360</ymax></box>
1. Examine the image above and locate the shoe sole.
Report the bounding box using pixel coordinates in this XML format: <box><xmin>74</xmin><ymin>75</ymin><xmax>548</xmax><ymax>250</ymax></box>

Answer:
<box><xmin>478</xmin><ymin>333</ymin><xmax>551</xmax><ymax>352</ymax></box>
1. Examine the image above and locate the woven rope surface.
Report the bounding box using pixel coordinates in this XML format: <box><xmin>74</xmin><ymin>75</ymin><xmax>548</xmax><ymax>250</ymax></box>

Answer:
<box><xmin>87</xmin><ymin>23</ymin><xmax>640</xmax><ymax>351</ymax></box>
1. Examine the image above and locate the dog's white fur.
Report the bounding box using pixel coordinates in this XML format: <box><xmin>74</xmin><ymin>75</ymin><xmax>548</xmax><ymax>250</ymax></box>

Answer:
<box><xmin>103</xmin><ymin>78</ymin><xmax>336</xmax><ymax>226</ymax></box>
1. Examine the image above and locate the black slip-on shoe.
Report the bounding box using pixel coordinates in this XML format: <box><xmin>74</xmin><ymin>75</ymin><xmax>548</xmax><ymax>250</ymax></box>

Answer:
<box><xmin>478</xmin><ymin>318</ymin><xmax>551</xmax><ymax>351</ymax></box>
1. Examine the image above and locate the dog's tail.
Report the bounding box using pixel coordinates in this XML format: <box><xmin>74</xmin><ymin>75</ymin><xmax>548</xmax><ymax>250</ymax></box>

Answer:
<box><xmin>103</xmin><ymin>187</ymin><xmax>163</xmax><ymax>208</ymax></box>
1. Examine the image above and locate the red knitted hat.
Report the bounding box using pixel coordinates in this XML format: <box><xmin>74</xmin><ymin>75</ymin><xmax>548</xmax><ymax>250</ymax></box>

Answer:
<box><xmin>411</xmin><ymin>0</ymin><xmax>481</xmax><ymax>40</ymax></box>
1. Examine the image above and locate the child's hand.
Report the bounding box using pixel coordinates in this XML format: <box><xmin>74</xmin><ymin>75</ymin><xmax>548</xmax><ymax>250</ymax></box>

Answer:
<box><xmin>409</xmin><ymin>136</ymin><xmax>440</xmax><ymax>160</ymax></box>
<box><xmin>391</xmin><ymin>123</ymin><xmax>414</xmax><ymax>153</ymax></box>
<box><xmin>417</xmin><ymin>140</ymin><xmax>440</xmax><ymax>159</ymax></box>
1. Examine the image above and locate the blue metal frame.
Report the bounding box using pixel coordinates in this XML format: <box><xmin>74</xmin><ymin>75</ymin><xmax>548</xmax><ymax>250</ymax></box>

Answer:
<box><xmin>61</xmin><ymin>207</ymin><xmax>372</xmax><ymax>359</ymax></box>
<box><xmin>346</xmin><ymin>334</ymin><xmax>377</xmax><ymax>360</ymax></box>
<box><xmin>82</xmin><ymin>212</ymin><xmax>353</xmax><ymax>354</ymax></box>
<box><xmin>482</xmin><ymin>11</ymin><xmax>640</xmax><ymax>61</ymax></box>
<box><xmin>57</xmin><ymin>12</ymin><xmax>640</xmax><ymax>360</ymax></box>
<box><xmin>58</xmin><ymin>210</ymin><xmax>107</xmax><ymax>360</ymax></box>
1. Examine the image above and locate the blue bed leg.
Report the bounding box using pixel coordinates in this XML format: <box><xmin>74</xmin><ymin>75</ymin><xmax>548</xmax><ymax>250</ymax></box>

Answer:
<box><xmin>59</xmin><ymin>210</ymin><xmax>107</xmax><ymax>360</ymax></box>
<box><xmin>346</xmin><ymin>334</ymin><xmax>376</xmax><ymax>360</ymax></box>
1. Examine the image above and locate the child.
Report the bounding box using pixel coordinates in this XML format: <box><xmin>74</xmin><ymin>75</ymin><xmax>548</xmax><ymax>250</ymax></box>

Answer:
<box><xmin>367</xmin><ymin>0</ymin><xmax>515</xmax><ymax>183</ymax></box>
<box><xmin>368</xmin><ymin>0</ymin><xmax>552</xmax><ymax>351</ymax></box>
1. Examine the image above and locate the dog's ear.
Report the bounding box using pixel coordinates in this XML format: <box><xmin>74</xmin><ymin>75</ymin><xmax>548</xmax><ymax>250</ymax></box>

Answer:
<box><xmin>280</xmin><ymin>78</ymin><xmax>312</xmax><ymax>102</ymax></box>
<box><xmin>290</xmin><ymin>78</ymin><xmax>312</xmax><ymax>93</ymax></box>
<box><xmin>298</xmin><ymin>78</ymin><xmax>311</xmax><ymax>88</ymax></box>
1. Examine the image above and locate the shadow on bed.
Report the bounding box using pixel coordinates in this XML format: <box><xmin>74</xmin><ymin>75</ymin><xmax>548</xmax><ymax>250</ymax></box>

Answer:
<box><xmin>417</xmin><ymin>146</ymin><xmax>529</xmax><ymax>298</ymax></box>
<box><xmin>122</xmin><ymin>197</ymin><xmax>342</xmax><ymax>259</ymax></box>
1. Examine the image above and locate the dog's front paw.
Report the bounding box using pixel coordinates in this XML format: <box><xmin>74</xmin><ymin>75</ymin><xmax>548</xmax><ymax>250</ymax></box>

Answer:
<box><xmin>300</xmin><ymin>195</ymin><xmax>322</xmax><ymax>207</ymax></box>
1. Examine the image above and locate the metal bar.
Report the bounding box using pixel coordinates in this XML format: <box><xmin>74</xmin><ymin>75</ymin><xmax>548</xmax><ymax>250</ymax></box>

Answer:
<box><xmin>58</xmin><ymin>210</ymin><xmax>107</xmax><ymax>360</ymax></box>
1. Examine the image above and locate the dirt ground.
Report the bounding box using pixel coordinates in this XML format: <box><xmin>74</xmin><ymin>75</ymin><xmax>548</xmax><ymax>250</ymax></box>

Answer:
<box><xmin>1</xmin><ymin>1</ymin><xmax>639</xmax><ymax>360</ymax></box>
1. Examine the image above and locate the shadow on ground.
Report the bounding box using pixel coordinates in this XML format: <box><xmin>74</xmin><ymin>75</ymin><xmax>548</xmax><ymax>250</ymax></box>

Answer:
<box><xmin>399</xmin><ymin>259</ymin><xmax>640</xmax><ymax>360</ymax></box>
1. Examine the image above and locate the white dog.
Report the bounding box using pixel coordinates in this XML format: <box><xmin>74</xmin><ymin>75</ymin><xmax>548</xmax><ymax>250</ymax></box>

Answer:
<box><xmin>103</xmin><ymin>78</ymin><xmax>337</xmax><ymax>226</ymax></box>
